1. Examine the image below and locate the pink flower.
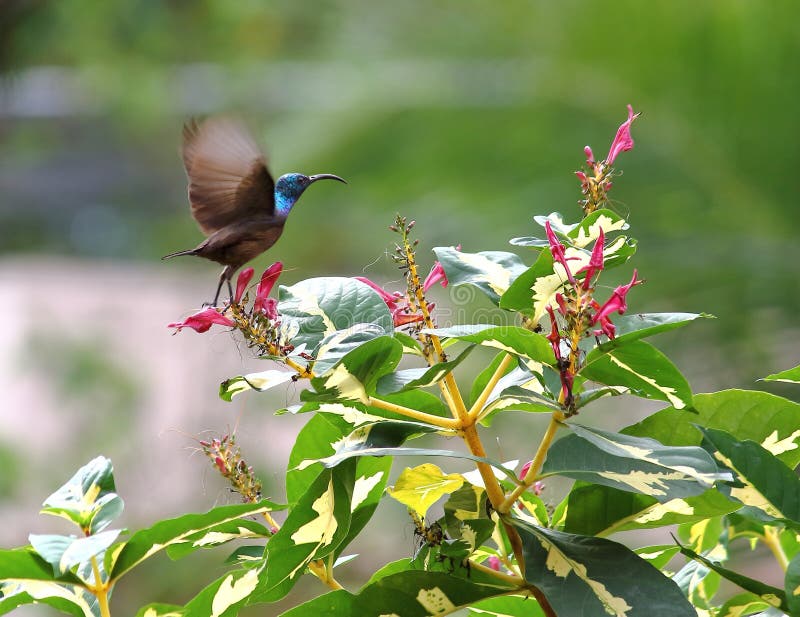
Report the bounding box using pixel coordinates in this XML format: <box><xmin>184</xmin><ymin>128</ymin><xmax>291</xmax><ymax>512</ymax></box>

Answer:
<box><xmin>584</xmin><ymin>145</ymin><xmax>595</xmax><ymax>166</ymax></box>
<box><xmin>487</xmin><ymin>556</ymin><xmax>501</xmax><ymax>571</ymax></box>
<box><xmin>519</xmin><ymin>460</ymin><xmax>532</xmax><ymax>479</ymax></box>
<box><xmin>253</xmin><ymin>262</ymin><xmax>283</xmax><ymax>316</ymax></box>
<box><xmin>168</xmin><ymin>307</ymin><xmax>235</xmax><ymax>334</ymax></box>
<box><xmin>606</xmin><ymin>104</ymin><xmax>639</xmax><ymax>166</ymax></box>
<box><xmin>423</xmin><ymin>261</ymin><xmax>449</xmax><ymax>292</ymax></box>
<box><xmin>545</xmin><ymin>221</ymin><xmax>576</xmax><ymax>284</ymax></box>
<box><xmin>591</xmin><ymin>270</ymin><xmax>642</xmax><ymax>339</ymax></box>
<box><xmin>234</xmin><ymin>267</ymin><xmax>255</xmax><ymax>303</ymax></box>
<box><xmin>355</xmin><ymin>276</ymin><xmax>402</xmax><ymax>309</ymax></box>
<box><xmin>577</xmin><ymin>229</ymin><xmax>605</xmax><ymax>289</ymax></box>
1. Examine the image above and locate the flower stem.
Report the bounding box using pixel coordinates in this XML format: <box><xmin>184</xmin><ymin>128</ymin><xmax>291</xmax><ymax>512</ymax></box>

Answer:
<box><xmin>468</xmin><ymin>353</ymin><xmax>515</xmax><ymax>421</ymax></box>
<box><xmin>90</xmin><ymin>556</ymin><xmax>112</xmax><ymax>617</ymax></box>
<box><xmin>763</xmin><ymin>526</ymin><xmax>789</xmax><ymax>571</ymax></box>
<box><xmin>467</xmin><ymin>559</ymin><xmax>524</xmax><ymax>586</ymax></box>
<box><xmin>499</xmin><ymin>412</ymin><xmax>564</xmax><ymax>513</ymax></box>
<box><xmin>368</xmin><ymin>396</ymin><xmax>461</xmax><ymax>429</ymax></box>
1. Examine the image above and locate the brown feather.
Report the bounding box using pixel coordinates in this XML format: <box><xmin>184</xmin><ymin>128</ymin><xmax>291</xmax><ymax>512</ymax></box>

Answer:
<box><xmin>181</xmin><ymin>117</ymin><xmax>276</xmax><ymax>236</ymax></box>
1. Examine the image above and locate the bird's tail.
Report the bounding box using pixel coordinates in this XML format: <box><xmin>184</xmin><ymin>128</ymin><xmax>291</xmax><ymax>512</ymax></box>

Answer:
<box><xmin>161</xmin><ymin>248</ymin><xmax>197</xmax><ymax>260</ymax></box>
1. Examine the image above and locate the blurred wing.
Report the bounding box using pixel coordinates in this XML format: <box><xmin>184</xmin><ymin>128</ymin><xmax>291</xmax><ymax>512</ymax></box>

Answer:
<box><xmin>182</xmin><ymin>117</ymin><xmax>276</xmax><ymax>235</ymax></box>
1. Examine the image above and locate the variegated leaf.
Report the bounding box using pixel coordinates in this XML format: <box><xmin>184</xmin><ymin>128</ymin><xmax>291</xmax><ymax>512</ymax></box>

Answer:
<box><xmin>376</xmin><ymin>345</ymin><xmax>475</xmax><ymax>395</ymax></box>
<box><xmin>542</xmin><ymin>424</ymin><xmax>729</xmax><ymax>501</ymax></box>
<box><xmin>278</xmin><ymin>277</ymin><xmax>394</xmax><ymax>351</ymax></box>
<box><xmin>514</xmin><ymin>519</ymin><xmax>696</xmax><ymax>616</ymax></box>
<box><xmin>219</xmin><ymin>369</ymin><xmax>296</xmax><ymax>401</ymax></box>
<box><xmin>581</xmin><ymin>340</ymin><xmax>693</xmax><ymax>409</ymax></box>
<box><xmin>422</xmin><ymin>325</ymin><xmax>554</xmax><ymax>366</ymax></box>
<box><xmin>433</xmin><ymin>246</ymin><xmax>528</xmax><ymax>304</ymax></box>
<box><xmin>764</xmin><ymin>364</ymin><xmax>800</xmax><ymax>384</ymax></box>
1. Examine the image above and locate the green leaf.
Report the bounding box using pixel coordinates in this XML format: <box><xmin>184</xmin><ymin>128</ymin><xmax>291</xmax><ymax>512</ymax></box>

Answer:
<box><xmin>581</xmin><ymin>340</ymin><xmax>693</xmax><ymax>410</ymax></box>
<box><xmin>134</xmin><ymin>604</ymin><xmax>184</xmax><ymax>617</ymax></box>
<box><xmin>598</xmin><ymin>312</ymin><xmax>710</xmax><ymax>349</ymax></box>
<box><xmin>41</xmin><ymin>456</ymin><xmax>123</xmax><ymax>535</ymax></box>
<box><xmin>181</xmin><ymin>568</ymin><xmax>260</xmax><ymax>617</ymax></box>
<box><xmin>313</xmin><ymin>323</ymin><xmax>392</xmax><ymax>375</ymax></box>
<box><xmin>764</xmin><ymin>364</ymin><xmax>800</xmax><ymax>384</ymax></box>
<box><xmin>543</xmin><ymin>424</ymin><xmax>728</xmax><ymax>501</ymax></box>
<box><xmin>433</xmin><ymin>246</ymin><xmax>528</xmax><ymax>304</ymax></box>
<box><xmin>423</xmin><ymin>325</ymin><xmax>555</xmax><ymax>365</ymax></box>
<box><xmin>785</xmin><ymin>553</ymin><xmax>800</xmax><ymax>615</ymax></box>
<box><xmin>564</xmin><ymin>483</ymin><xmax>740</xmax><ymax>536</ymax></box>
<box><xmin>470</xmin><ymin>352</ymin><xmax>516</xmax><ymax>406</ymax></box>
<box><xmin>109</xmin><ymin>500</ymin><xmax>282</xmax><ymax>581</ymax></box>
<box><xmin>307</xmin><ymin>336</ymin><xmax>403</xmax><ymax>404</ymax></box>
<box><xmin>634</xmin><ymin>545</ymin><xmax>681</xmax><ymax>570</ymax></box>
<box><xmin>675</xmin><ymin>539</ymin><xmax>787</xmax><ymax>611</ymax></box>
<box><xmin>625</xmin><ymin>390</ymin><xmax>800</xmax><ymax>468</ymax></box>
<box><xmin>701</xmin><ymin>427</ymin><xmax>800</xmax><ymax>522</ymax></box>
<box><xmin>467</xmin><ymin>595</ymin><xmax>546</xmax><ymax>617</ymax></box>
<box><xmin>29</xmin><ymin>530</ymin><xmax>121</xmax><ymax>576</ymax></box>
<box><xmin>256</xmin><ymin>463</ymin><xmax>356</xmax><ymax>602</ymax></box>
<box><xmin>278</xmin><ymin>277</ymin><xmax>394</xmax><ymax>351</ymax></box>
<box><xmin>498</xmin><ymin>248</ymin><xmax>553</xmax><ymax>317</ymax></box>
<box><xmin>0</xmin><ymin>549</ymin><xmax>92</xmax><ymax>616</ymax></box>
<box><xmin>278</xmin><ymin>571</ymin><xmax>513</xmax><ymax>617</ymax></box>
<box><xmin>219</xmin><ymin>369</ymin><xmax>296</xmax><ymax>401</ymax></box>
<box><xmin>716</xmin><ymin>593</ymin><xmax>773</xmax><ymax>617</ymax></box>
<box><xmin>165</xmin><ymin>518</ymin><xmax>269</xmax><ymax>560</ymax></box>
<box><xmin>386</xmin><ymin>463</ymin><xmax>465</xmax><ymax>518</ymax></box>
<box><xmin>673</xmin><ymin>557</ymin><xmax>720</xmax><ymax>610</ymax></box>
<box><xmin>513</xmin><ymin>519</ymin><xmax>696</xmax><ymax>616</ymax></box>
<box><xmin>376</xmin><ymin>345</ymin><xmax>475</xmax><ymax>395</ymax></box>
<box><xmin>334</xmin><ymin>456</ymin><xmax>392</xmax><ymax>558</ymax></box>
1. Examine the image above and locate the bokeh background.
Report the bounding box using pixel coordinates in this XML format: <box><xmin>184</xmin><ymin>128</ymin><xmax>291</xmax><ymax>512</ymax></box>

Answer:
<box><xmin>2</xmin><ymin>1</ymin><xmax>799</xmax><ymax>614</ymax></box>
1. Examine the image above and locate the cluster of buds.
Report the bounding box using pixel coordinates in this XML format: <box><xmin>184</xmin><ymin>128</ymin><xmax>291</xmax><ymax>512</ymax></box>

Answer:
<box><xmin>544</xmin><ymin>221</ymin><xmax>641</xmax><ymax>412</ymax></box>
<box><xmin>576</xmin><ymin>104</ymin><xmax>640</xmax><ymax>214</ymax></box>
<box><xmin>198</xmin><ymin>433</ymin><xmax>266</xmax><ymax>510</ymax></box>
<box><xmin>356</xmin><ymin>216</ymin><xmax>449</xmax><ymax>330</ymax></box>
<box><xmin>168</xmin><ymin>262</ymin><xmax>294</xmax><ymax>356</ymax></box>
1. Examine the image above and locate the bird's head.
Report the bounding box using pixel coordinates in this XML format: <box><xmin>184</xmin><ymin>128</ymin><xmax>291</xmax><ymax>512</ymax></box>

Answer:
<box><xmin>274</xmin><ymin>172</ymin><xmax>346</xmax><ymax>215</ymax></box>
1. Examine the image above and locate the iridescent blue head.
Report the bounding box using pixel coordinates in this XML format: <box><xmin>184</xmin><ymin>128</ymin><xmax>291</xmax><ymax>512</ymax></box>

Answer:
<box><xmin>274</xmin><ymin>172</ymin><xmax>346</xmax><ymax>216</ymax></box>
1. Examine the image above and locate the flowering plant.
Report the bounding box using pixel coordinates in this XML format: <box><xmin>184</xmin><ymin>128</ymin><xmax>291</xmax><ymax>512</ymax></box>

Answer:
<box><xmin>4</xmin><ymin>107</ymin><xmax>800</xmax><ymax>617</ymax></box>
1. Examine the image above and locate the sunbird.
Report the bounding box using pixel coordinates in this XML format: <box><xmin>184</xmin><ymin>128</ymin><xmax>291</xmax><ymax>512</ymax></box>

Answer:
<box><xmin>163</xmin><ymin>117</ymin><xmax>346</xmax><ymax>305</ymax></box>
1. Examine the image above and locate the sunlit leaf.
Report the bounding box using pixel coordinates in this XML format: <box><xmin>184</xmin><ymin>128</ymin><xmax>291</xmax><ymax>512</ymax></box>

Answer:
<box><xmin>219</xmin><ymin>369</ymin><xmax>296</xmax><ymax>401</ymax></box>
<box><xmin>581</xmin><ymin>340</ymin><xmax>693</xmax><ymax>409</ymax></box>
<box><xmin>387</xmin><ymin>464</ymin><xmax>464</xmax><ymax>518</ymax></box>
<box><xmin>624</xmin><ymin>390</ymin><xmax>800</xmax><ymax>468</ymax></box>
<box><xmin>376</xmin><ymin>345</ymin><xmax>475</xmax><ymax>395</ymax></box>
<box><xmin>30</xmin><ymin>530</ymin><xmax>121</xmax><ymax>576</ymax></box>
<box><xmin>634</xmin><ymin>545</ymin><xmax>681</xmax><ymax>570</ymax></box>
<box><xmin>278</xmin><ymin>277</ymin><xmax>394</xmax><ymax>351</ymax></box>
<box><xmin>498</xmin><ymin>248</ymin><xmax>553</xmax><ymax>317</ymax></box>
<box><xmin>109</xmin><ymin>501</ymin><xmax>283</xmax><ymax>581</ymax></box>
<box><xmin>467</xmin><ymin>594</ymin><xmax>546</xmax><ymax>616</ymax></box>
<box><xmin>423</xmin><ymin>325</ymin><xmax>554</xmax><ymax>365</ymax></box>
<box><xmin>514</xmin><ymin>519</ymin><xmax>696</xmax><ymax>616</ymax></box>
<box><xmin>40</xmin><ymin>456</ymin><xmax>123</xmax><ymax>535</ymax></box>
<box><xmin>306</xmin><ymin>336</ymin><xmax>402</xmax><ymax>404</ymax></box>
<box><xmin>716</xmin><ymin>593</ymin><xmax>773</xmax><ymax>617</ymax></box>
<box><xmin>254</xmin><ymin>463</ymin><xmax>355</xmax><ymax>603</ymax></box>
<box><xmin>598</xmin><ymin>312</ymin><xmax>710</xmax><ymax>349</ymax></box>
<box><xmin>433</xmin><ymin>246</ymin><xmax>528</xmax><ymax>304</ymax></box>
<box><xmin>763</xmin><ymin>364</ymin><xmax>800</xmax><ymax>384</ymax></box>
<box><xmin>165</xmin><ymin>519</ymin><xmax>270</xmax><ymax>560</ymax></box>
<box><xmin>134</xmin><ymin>603</ymin><xmax>184</xmax><ymax>617</ymax></box>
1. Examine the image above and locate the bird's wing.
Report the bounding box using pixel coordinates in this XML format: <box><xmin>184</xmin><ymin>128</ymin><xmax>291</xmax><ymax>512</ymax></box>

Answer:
<box><xmin>182</xmin><ymin>117</ymin><xmax>276</xmax><ymax>236</ymax></box>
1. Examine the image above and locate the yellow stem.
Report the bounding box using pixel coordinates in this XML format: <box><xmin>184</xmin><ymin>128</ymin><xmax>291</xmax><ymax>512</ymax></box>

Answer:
<box><xmin>90</xmin><ymin>556</ymin><xmax>112</xmax><ymax>617</ymax></box>
<box><xmin>763</xmin><ymin>526</ymin><xmax>789</xmax><ymax>571</ymax></box>
<box><xmin>499</xmin><ymin>412</ymin><xmax>564</xmax><ymax>513</ymax></box>
<box><xmin>368</xmin><ymin>396</ymin><xmax>461</xmax><ymax>430</ymax></box>
<box><xmin>307</xmin><ymin>559</ymin><xmax>344</xmax><ymax>590</ymax></box>
<box><xmin>468</xmin><ymin>353</ymin><xmax>515</xmax><ymax>422</ymax></box>
<box><xmin>259</xmin><ymin>510</ymin><xmax>279</xmax><ymax>532</ymax></box>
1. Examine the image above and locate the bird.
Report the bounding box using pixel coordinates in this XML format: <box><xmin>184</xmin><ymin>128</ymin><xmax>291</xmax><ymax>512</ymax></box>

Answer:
<box><xmin>163</xmin><ymin>117</ymin><xmax>346</xmax><ymax>305</ymax></box>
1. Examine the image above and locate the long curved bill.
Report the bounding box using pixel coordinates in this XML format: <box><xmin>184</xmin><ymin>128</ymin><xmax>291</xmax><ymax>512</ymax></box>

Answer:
<box><xmin>308</xmin><ymin>173</ymin><xmax>347</xmax><ymax>184</ymax></box>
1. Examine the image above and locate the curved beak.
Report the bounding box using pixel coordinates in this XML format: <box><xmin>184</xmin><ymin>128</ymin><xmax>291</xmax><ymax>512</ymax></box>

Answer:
<box><xmin>308</xmin><ymin>173</ymin><xmax>347</xmax><ymax>185</ymax></box>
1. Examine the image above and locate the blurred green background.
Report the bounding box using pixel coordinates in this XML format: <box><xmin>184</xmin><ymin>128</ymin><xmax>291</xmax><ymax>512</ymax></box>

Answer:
<box><xmin>1</xmin><ymin>1</ymin><xmax>798</xmax><ymax>614</ymax></box>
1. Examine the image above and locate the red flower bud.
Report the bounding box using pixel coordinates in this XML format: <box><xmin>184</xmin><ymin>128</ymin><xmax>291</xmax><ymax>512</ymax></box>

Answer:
<box><xmin>234</xmin><ymin>267</ymin><xmax>255</xmax><ymax>303</ymax></box>
<box><xmin>606</xmin><ymin>104</ymin><xmax>639</xmax><ymax>166</ymax></box>
<box><xmin>168</xmin><ymin>307</ymin><xmax>235</xmax><ymax>334</ymax></box>
<box><xmin>253</xmin><ymin>262</ymin><xmax>283</xmax><ymax>315</ymax></box>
